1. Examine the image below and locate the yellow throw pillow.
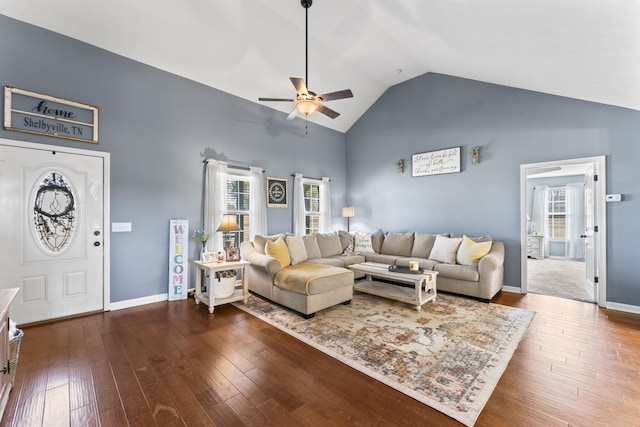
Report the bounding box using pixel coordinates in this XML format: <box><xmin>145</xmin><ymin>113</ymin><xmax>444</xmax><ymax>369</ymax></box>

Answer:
<box><xmin>456</xmin><ymin>235</ymin><xmax>492</xmax><ymax>267</ymax></box>
<box><xmin>265</xmin><ymin>236</ymin><xmax>291</xmax><ymax>269</ymax></box>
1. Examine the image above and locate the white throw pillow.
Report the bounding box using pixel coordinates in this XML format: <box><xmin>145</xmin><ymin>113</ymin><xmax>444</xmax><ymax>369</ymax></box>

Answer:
<box><xmin>286</xmin><ymin>235</ymin><xmax>308</xmax><ymax>265</ymax></box>
<box><xmin>429</xmin><ymin>235</ymin><xmax>463</xmax><ymax>264</ymax></box>
<box><xmin>354</xmin><ymin>232</ymin><xmax>375</xmax><ymax>253</ymax></box>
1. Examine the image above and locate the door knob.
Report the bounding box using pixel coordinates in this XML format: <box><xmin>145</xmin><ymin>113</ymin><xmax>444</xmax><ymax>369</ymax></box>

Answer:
<box><xmin>94</xmin><ymin>241</ymin><xmax>101</xmax><ymax>247</ymax></box>
<box><xmin>580</xmin><ymin>235</ymin><xmax>587</xmax><ymax>238</ymax></box>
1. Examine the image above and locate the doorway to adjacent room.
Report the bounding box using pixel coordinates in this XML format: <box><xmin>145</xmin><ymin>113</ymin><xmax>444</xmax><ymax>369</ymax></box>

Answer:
<box><xmin>520</xmin><ymin>156</ymin><xmax>606</xmax><ymax>305</ymax></box>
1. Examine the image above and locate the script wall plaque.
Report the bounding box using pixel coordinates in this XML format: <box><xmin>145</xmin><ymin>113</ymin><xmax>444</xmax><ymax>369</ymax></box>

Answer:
<box><xmin>412</xmin><ymin>147</ymin><xmax>460</xmax><ymax>177</ymax></box>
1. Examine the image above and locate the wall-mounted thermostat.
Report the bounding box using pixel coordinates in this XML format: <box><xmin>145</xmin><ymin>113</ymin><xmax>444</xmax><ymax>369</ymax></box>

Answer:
<box><xmin>605</xmin><ymin>194</ymin><xmax>622</xmax><ymax>202</ymax></box>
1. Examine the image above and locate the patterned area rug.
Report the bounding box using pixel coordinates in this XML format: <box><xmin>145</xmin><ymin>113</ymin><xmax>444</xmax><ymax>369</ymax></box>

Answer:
<box><xmin>234</xmin><ymin>292</ymin><xmax>534</xmax><ymax>426</ymax></box>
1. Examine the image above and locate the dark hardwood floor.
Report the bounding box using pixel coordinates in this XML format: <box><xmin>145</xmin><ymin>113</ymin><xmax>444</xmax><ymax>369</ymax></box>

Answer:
<box><xmin>2</xmin><ymin>291</ymin><xmax>639</xmax><ymax>426</ymax></box>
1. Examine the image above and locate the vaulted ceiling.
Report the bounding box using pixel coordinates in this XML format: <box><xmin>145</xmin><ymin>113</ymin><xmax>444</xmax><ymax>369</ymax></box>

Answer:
<box><xmin>2</xmin><ymin>0</ymin><xmax>638</xmax><ymax>133</ymax></box>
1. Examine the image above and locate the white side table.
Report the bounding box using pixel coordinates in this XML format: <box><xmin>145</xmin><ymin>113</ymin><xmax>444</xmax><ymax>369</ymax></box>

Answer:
<box><xmin>193</xmin><ymin>260</ymin><xmax>250</xmax><ymax>313</ymax></box>
<box><xmin>527</xmin><ymin>235</ymin><xmax>545</xmax><ymax>260</ymax></box>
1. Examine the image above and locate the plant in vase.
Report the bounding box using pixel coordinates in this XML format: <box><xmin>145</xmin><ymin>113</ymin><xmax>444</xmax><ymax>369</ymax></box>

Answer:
<box><xmin>192</xmin><ymin>229</ymin><xmax>211</xmax><ymax>260</ymax></box>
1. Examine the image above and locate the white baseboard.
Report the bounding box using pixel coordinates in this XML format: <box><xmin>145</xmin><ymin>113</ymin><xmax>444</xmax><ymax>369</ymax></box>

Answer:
<box><xmin>606</xmin><ymin>301</ymin><xmax>640</xmax><ymax>315</ymax></box>
<box><xmin>109</xmin><ymin>293</ymin><xmax>168</xmax><ymax>311</ymax></box>
<box><xmin>501</xmin><ymin>286</ymin><xmax>640</xmax><ymax>315</ymax></box>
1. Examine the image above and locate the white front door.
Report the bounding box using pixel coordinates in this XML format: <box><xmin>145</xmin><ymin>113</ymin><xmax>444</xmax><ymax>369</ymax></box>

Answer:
<box><xmin>0</xmin><ymin>142</ymin><xmax>106</xmax><ymax>325</ymax></box>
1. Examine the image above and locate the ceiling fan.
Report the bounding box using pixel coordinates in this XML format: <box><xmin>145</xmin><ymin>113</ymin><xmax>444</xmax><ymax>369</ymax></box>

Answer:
<box><xmin>258</xmin><ymin>0</ymin><xmax>353</xmax><ymax>120</ymax></box>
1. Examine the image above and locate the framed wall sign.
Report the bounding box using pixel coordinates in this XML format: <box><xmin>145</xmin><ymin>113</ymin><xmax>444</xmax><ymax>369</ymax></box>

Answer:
<box><xmin>4</xmin><ymin>86</ymin><xmax>99</xmax><ymax>143</ymax></box>
<box><xmin>412</xmin><ymin>147</ymin><xmax>461</xmax><ymax>177</ymax></box>
<box><xmin>267</xmin><ymin>177</ymin><xmax>288</xmax><ymax>208</ymax></box>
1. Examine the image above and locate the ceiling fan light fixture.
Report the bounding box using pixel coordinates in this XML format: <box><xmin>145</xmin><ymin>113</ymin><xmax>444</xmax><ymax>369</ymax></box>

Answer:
<box><xmin>295</xmin><ymin>97</ymin><xmax>318</xmax><ymax>115</ymax></box>
<box><xmin>258</xmin><ymin>0</ymin><xmax>352</xmax><ymax>122</ymax></box>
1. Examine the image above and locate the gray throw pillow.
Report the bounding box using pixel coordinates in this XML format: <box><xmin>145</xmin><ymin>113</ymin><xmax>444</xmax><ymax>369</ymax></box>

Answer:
<box><xmin>286</xmin><ymin>235</ymin><xmax>308</xmax><ymax>265</ymax></box>
<box><xmin>302</xmin><ymin>234</ymin><xmax>322</xmax><ymax>259</ymax></box>
<box><xmin>381</xmin><ymin>232</ymin><xmax>414</xmax><ymax>256</ymax></box>
<box><xmin>316</xmin><ymin>232</ymin><xmax>344</xmax><ymax>257</ymax></box>
<box><xmin>411</xmin><ymin>232</ymin><xmax>438</xmax><ymax>258</ymax></box>
<box><xmin>254</xmin><ymin>233</ymin><xmax>283</xmax><ymax>254</ymax></box>
<box><xmin>371</xmin><ymin>229</ymin><xmax>385</xmax><ymax>253</ymax></box>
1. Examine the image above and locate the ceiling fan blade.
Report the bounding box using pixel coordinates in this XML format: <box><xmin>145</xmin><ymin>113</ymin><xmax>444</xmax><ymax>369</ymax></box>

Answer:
<box><xmin>258</xmin><ymin>97</ymin><xmax>294</xmax><ymax>102</ymax></box>
<box><xmin>317</xmin><ymin>89</ymin><xmax>353</xmax><ymax>102</ymax></box>
<box><xmin>290</xmin><ymin>77</ymin><xmax>309</xmax><ymax>95</ymax></box>
<box><xmin>317</xmin><ymin>103</ymin><xmax>340</xmax><ymax>119</ymax></box>
<box><xmin>285</xmin><ymin>108</ymin><xmax>298</xmax><ymax>121</ymax></box>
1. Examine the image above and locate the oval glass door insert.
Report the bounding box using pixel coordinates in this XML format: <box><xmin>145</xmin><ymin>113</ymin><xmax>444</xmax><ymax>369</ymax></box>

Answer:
<box><xmin>33</xmin><ymin>172</ymin><xmax>76</xmax><ymax>253</ymax></box>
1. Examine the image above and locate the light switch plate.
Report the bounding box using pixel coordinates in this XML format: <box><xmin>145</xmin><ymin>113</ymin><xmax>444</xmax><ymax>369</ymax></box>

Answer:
<box><xmin>605</xmin><ymin>194</ymin><xmax>622</xmax><ymax>202</ymax></box>
<box><xmin>112</xmin><ymin>222</ymin><xmax>132</xmax><ymax>232</ymax></box>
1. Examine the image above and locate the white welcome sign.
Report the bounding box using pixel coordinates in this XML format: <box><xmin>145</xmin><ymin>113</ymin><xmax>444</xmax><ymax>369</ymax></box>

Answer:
<box><xmin>169</xmin><ymin>219</ymin><xmax>189</xmax><ymax>300</ymax></box>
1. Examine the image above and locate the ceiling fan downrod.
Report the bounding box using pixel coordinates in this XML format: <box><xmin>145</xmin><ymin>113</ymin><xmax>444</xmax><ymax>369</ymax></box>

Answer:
<box><xmin>302</xmin><ymin>0</ymin><xmax>312</xmax><ymax>88</ymax></box>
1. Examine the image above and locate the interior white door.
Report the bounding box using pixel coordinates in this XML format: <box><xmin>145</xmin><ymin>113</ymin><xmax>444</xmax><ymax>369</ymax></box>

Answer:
<box><xmin>583</xmin><ymin>164</ymin><xmax>597</xmax><ymax>300</ymax></box>
<box><xmin>0</xmin><ymin>144</ymin><xmax>104</xmax><ymax>325</ymax></box>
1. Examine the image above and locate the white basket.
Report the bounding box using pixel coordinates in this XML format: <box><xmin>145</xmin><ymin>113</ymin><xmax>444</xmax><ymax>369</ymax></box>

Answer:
<box><xmin>214</xmin><ymin>276</ymin><xmax>236</xmax><ymax>298</ymax></box>
<box><xmin>9</xmin><ymin>329</ymin><xmax>24</xmax><ymax>385</ymax></box>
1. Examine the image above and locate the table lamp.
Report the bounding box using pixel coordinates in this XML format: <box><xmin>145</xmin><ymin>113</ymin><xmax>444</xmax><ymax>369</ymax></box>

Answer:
<box><xmin>216</xmin><ymin>214</ymin><xmax>240</xmax><ymax>260</ymax></box>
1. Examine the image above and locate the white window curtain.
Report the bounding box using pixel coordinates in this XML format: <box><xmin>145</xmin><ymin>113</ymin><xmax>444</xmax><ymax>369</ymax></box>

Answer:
<box><xmin>204</xmin><ymin>160</ymin><xmax>227</xmax><ymax>252</ymax></box>
<box><xmin>249</xmin><ymin>166</ymin><xmax>267</xmax><ymax>240</ymax></box>
<box><xmin>293</xmin><ymin>173</ymin><xmax>305</xmax><ymax>235</ymax></box>
<box><xmin>319</xmin><ymin>177</ymin><xmax>332</xmax><ymax>233</ymax></box>
<box><xmin>565</xmin><ymin>183</ymin><xmax>585</xmax><ymax>259</ymax></box>
<box><xmin>530</xmin><ymin>185</ymin><xmax>549</xmax><ymax>256</ymax></box>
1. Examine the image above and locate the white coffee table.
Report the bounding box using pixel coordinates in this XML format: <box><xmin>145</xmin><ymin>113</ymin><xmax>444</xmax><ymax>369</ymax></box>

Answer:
<box><xmin>348</xmin><ymin>262</ymin><xmax>438</xmax><ymax>311</ymax></box>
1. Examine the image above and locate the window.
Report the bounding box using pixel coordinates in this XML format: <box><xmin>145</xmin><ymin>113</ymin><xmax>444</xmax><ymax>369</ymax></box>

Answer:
<box><xmin>303</xmin><ymin>182</ymin><xmax>320</xmax><ymax>234</ymax></box>
<box><xmin>547</xmin><ymin>188</ymin><xmax>566</xmax><ymax>239</ymax></box>
<box><xmin>225</xmin><ymin>174</ymin><xmax>251</xmax><ymax>247</ymax></box>
<box><xmin>33</xmin><ymin>171</ymin><xmax>76</xmax><ymax>253</ymax></box>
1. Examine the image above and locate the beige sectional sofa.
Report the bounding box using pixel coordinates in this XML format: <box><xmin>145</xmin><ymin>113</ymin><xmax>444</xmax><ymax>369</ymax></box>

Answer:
<box><xmin>240</xmin><ymin>230</ymin><xmax>504</xmax><ymax>317</ymax></box>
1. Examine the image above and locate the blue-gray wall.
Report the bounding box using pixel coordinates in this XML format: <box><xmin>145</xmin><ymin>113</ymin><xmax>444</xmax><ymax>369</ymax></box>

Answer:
<box><xmin>346</xmin><ymin>73</ymin><xmax>640</xmax><ymax>306</ymax></box>
<box><xmin>3</xmin><ymin>15</ymin><xmax>639</xmax><ymax>309</ymax></box>
<box><xmin>0</xmin><ymin>15</ymin><xmax>347</xmax><ymax>302</ymax></box>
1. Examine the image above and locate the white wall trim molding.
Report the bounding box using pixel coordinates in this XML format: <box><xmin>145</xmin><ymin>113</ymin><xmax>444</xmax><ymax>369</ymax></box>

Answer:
<box><xmin>606</xmin><ymin>301</ymin><xmax>640</xmax><ymax>315</ymax></box>
<box><xmin>502</xmin><ymin>286</ymin><xmax>522</xmax><ymax>294</ymax></box>
<box><xmin>110</xmin><ymin>293</ymin><xmax>169</xmax><ymax>311</ymax></box>
<box><xmin>520</xmin><ymin>156</ymin><xmax>607</xmax><ymax>307</ymax></box>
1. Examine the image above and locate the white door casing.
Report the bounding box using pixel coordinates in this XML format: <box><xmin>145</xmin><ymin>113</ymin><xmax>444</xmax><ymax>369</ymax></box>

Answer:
<box><xmin>0</xmin><ymin>139</ymin><xmax>110</xmax><ymax>325</ymax></box>
<box><xmin>520</xmin><ymin>156</ymin><xmax>606</xmax><ymax>306</ymax></box>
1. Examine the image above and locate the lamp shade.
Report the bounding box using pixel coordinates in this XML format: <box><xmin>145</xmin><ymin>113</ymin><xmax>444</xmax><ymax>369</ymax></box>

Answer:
<box><xmin>342</xmin><ymin>207</ymin><xmax>355</xmax><ymax>218</ymax></box>
<box><xmin>216</xmin><ymin>214</ymin><xmax>239</xmax><ymax>232</ymax></box>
